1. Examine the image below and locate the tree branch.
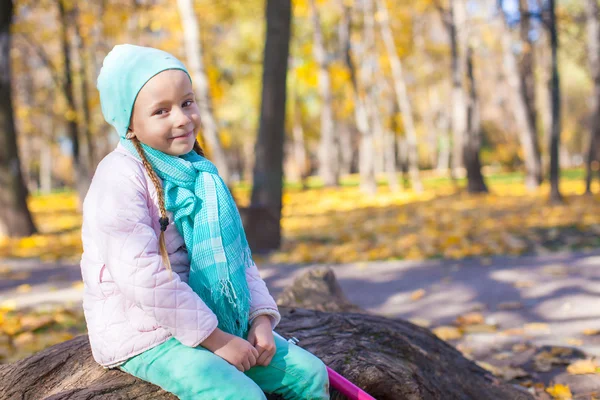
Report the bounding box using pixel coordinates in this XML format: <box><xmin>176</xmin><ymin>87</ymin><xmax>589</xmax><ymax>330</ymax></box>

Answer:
<box><xmin>14</xmin><ymin>33</ymin><xmax>63</xmax><ymax>89</ymax></box>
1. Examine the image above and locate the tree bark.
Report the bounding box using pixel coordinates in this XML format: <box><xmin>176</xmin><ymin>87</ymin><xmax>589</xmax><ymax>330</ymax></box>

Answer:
<box><xmin>309</xmin><ymin>0</ymin><xmax>338</xmax><ymax>187</ymax></box>
<box><xmin>57</xmin><ymin>0</ymin><xmax>91</xmax><ymax>207</ymax></box>
<box><xmin>244</xmin><ymin>0</ymin><xmax>292</xmax><ymax>252</ymax></box>
<box><xmin>585</xmin><ymin>0</ymin><xmax>600</xmax><ymax>194</ymax></box>
<box><xmin>177</xmin><ymin>0</ymin><xmax>231</xmax><ymax>183</ymax></box>
<box><xmin>0</xmin><ymin>0</ymin><xmax>36</xmax><ymax>237</ymax></box>
<box><xmin>376</xmin><ymin>0</ymin><xmax>422</xmax><ymax>192</ymax></box>
<box><xmin>500</xmin><ymin>3</ymin><xmax>542</xmax><ymax>190</ymax></box>
<box><xmin>547</xmin><ymin>0</ymin><xmax>562</xmax><ymax>203</ymax></box>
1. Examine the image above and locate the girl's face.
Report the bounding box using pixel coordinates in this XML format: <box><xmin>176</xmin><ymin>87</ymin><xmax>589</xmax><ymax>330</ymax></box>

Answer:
<box><xmin>128</xmin><ymin>69</ymin><xmax>200</xmax><ymax>156</ymax></box>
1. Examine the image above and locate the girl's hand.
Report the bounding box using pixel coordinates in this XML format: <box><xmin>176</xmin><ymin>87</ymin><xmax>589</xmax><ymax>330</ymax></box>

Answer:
<box><xmin>247</xmin><ymin>315</ymin><xmax>276</xmax><ymax>366</ymax></box>
<box><xmin>201</xmin><ymin>328</ymin><xmax>259</xmax><ymax>372</ymax></box>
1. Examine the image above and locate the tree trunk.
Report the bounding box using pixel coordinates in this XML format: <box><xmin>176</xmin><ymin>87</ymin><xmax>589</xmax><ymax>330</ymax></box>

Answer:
<box><xmin>177</xmin><ymin>0</ymin><xmax>231</xmax><ymax>183</ymax></box>
<box><xmin>464</xmin><ymin>46</ymin><xmax>488</xmax><ymax>193</ymax></box>
<box><xmin>57</xmin><ymin>0</ymin><xmax>90</xmax><ymax>207</ymax></box>
<box><xmin>357</xmin><ymin>0</ymin><xmax>379</xmax><ymax>195</ymax></box>
<box><xmin>309</xmin><ymin>0</ymin><xmax>338</xmax><ymax>187</ymax></box>
<box><xmin>449</xmin><ymin>0</ymin><xmax>467</xmax><ymax>179</ymax></box>
<box><xmin>338</xmin><ymin>122</ymin><xmax>353</xmax><ymax>176</ymax></box>
<box><xmin>244</xmin><ymin>0</ymin><xmax>292</xmax><ymax>252</ymax></box>
<box><xmin>500</xmin><ymin>4</ymin><xmax>542</xmax><ymax>190</ymax></box>
<box><xmin>0</xmin><ymin>0</ymin><xmax>36</xmax><ymax>237</ymax></box>
<box><xmin>40</xmin><ymin>122</ymin><xmax>53</xmax><ymax>194</ymax></box>
<box><xmin>376</xmin><ymin>0</ymin><xmax>422</xmax><ymax>192</ymax></box>
<box><xmin>547</xmin><ymin>0</ymin><xmax>562</xmax><ymax>203</ymax></box>
<box><xmin>518</xmin><ymin>0</ymin><xmax>542</xmax><ymax>186</ymax></box>
<box><xmin>291</xmin><ymin>96</ymin><xmax>309</xmax><ymax>187</ymax></box>
<box><xmin>585</xmin><ymin>0</ymin><xmax>600</xmax><ymax>194</ymax></box>
<box><xmin>73</xmin><ymin>5</ymin><xmax>95</xmax><ymax>173</ymax></box>
<box><xmin>0</xmin><ymin>268</ymin><xmax>533</xmax><ymax>400</ymax></box>
<box><xmin>338</xmin><ymin>0</ymin><xmax>375</xmax><ymax>194</ymax></box>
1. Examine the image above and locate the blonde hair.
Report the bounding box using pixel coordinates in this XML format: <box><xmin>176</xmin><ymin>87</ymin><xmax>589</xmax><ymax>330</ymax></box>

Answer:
<box><xmin>130</xmin><ymin>136</ymin><xmax>205</xmax><ymax>279</ymax></box>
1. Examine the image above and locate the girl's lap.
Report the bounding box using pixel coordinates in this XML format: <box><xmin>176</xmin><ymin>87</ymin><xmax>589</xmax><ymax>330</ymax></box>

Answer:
<box><xmin>119</xmin><ymin>333</ymin><xmax>329</xmax><ymax>400</ymax></box>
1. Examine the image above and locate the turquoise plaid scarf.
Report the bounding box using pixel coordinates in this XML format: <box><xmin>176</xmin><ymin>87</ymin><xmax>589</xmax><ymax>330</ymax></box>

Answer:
<box><xmin>121</xmin><ymin>138</ymin><xmax>252</xmax><ymax>338</ymax></box>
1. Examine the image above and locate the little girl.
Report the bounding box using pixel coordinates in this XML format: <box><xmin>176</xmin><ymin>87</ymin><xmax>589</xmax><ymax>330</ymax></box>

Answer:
<box><xmin>80</xmin><ymin>44</ymin><xmax>330</xmax><ymax>400</ymax></box>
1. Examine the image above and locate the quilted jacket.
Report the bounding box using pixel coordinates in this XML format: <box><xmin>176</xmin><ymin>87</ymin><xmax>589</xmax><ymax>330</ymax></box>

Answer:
<box><xmin>79</xmin><ymin>142</ymin><xmax>281</xmax><ymax>368</ymax></box>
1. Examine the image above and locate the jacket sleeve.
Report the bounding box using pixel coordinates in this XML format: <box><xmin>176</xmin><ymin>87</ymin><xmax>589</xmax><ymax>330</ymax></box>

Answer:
<box><xmin>246</xmin><ymin>258</ymin><xmax>281</xmax><ymax>329</ymax></box>
<box><xmin>92</xmin><ymin>164</ymin><xmax>218</xmax><ymax>347</ymax></box>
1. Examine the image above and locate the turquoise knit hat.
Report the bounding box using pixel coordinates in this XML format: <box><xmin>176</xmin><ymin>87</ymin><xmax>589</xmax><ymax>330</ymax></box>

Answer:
<box><xmin>97</xmin><ymin>44</ymin><xmax>191</xmax><ymax>138</ymax></box>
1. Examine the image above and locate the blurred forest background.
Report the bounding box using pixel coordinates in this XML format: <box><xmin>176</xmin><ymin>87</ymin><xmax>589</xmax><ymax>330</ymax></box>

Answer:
<box><xmin>2</xmin><ymin>0</ymin><xmax>600</xmax><ymax>263</ymax></box>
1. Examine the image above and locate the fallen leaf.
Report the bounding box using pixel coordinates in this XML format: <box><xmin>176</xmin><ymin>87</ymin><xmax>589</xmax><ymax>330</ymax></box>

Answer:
<box><xmin>524</xmin><ymin>322</ymin><xmax>551</xmax><ymax>333</ymax></box>
<box><xmin>455</xmin><ymin>312</ymin><xmax>485</xmax><ymax>326</ymax></box>
<box><xmin>545</xmin><ymin>383</ymin><xmax>572</xmax><ymax>399</ymax></box>
<box><xmin>410</xmin><ymin>289</ymin><xmax>426</xmax><ymax>301</ymax></box>
<box><xmin>567</xmin><ymin>359</ymin><xmax>598</xmax><ymax>375</ymax></box>
<box><xmin>432</xmin><ymin>326</ymin><xmax>463</xmax><ymax>341</ymax></box>
<box><xmin>462</xmin><ymin>323</ymin><xmax>498</xmax><ymax>334</ymax></box>
<box><xmin>565</xmin><ymin>338</ymin><xmax>583</xmax><ymax>346</ymax></box>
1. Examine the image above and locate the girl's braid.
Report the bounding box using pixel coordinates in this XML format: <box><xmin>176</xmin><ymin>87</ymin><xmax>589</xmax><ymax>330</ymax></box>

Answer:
<box><xmin>130</xmin><ymin>136</ymin><xmax>206</xmax><ymax>279</ymax></box>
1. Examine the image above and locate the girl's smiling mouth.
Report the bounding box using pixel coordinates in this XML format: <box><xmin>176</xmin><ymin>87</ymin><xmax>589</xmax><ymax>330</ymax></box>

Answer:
<box><xmin>170</xmin><ymin>130</ymin><xmax>194</xmax><ymax>140</ymax></box>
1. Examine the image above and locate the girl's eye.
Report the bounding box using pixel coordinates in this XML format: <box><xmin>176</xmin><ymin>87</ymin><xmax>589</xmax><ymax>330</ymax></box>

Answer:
<box><xmin>154</xmin><ymin>109</ymin><xmax>167</xmax><ymax>116</ymax></box>
<box><xmin>183</xmin><ymin>100</ymin><xmax>193</xmax><ymax>107</ymax></box>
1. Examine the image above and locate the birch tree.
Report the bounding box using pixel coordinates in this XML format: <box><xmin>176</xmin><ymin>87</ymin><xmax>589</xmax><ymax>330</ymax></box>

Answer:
<box><xmin>376</xmin><ymin>0</ymin><xmax>422</xmax><ymax>192</ymax></box>
<box><xmin>177</xmin><ymin>0</ymin><xmax>231</xmax><ymax>183</ymax></box>
<box><xmin>309</xmin><ymin>0</ymin><xmax>338</xmax><ymax>187</ymax></box>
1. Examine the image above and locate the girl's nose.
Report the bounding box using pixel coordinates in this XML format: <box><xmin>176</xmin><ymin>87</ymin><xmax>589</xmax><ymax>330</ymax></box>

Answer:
<box><xmin>175</xmin><ymin>108</ymin><xmax>192</xmax><ymax>127</ymax></box>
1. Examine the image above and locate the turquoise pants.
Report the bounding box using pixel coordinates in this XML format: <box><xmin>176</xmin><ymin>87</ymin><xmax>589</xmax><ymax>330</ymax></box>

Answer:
<box><xmin>119</xmin><ymin>332</ymin><xmax>330</xmax><ymax>399</ymax></box>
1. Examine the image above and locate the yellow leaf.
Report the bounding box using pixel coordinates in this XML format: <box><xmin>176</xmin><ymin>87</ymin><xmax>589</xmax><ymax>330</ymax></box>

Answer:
<box><xmin>410</xmin><ymin>289</ymin><xmax>425</xmax><ymax>301</ymax></box>
<box><xmin>432</xmin><ymin>326</ymin><xmax>463</xmax><ymax>341</ymax></box>
<box><xmin>567</xmin><ymin>359</ymin><xmax>599</xmax><ymax>375</ymax></box>
<box><xmin>545</xmin><ymin>383</ymin><xmax>572</xmax><ymax>399</ymax></box>
<box><xmin>455</xmin><ymin>312</ymin><xmax>484</xmax><ymax>326</ymax></box>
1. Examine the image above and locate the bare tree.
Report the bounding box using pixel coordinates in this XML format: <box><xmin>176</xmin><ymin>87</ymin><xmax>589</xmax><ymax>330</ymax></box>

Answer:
<box><xmin>0</xmin><ymin>0</ymin><xmax>36</xmax><ymax>237</ymax></box>
<box><xmin>338</xmin><ymin>0</ymin><xmax>376</xmax><ymax>194</ymax></box>
<box><xmin>177</xmin><ymin>0</ymin><xmax>231</xmax><ymax>183</ymax></box>
<box><xmin>246</xmin><ymin>0</ymin><xmax>292</xmax><ymax>251</ymax></box>
<box><xmin>309</xmin><ymin>0</ymin><xmax>338</xmax><ymax>187</ymax></box>
<box><xmin>585</xmin><ymin>0</ymin><xmax>600</xmax><ymax>194</ymax></box>
<box><xmin>360</xmin><ymin>0</ymin><xmax>380</xmax><ymax>194</ymax></box>
<box><xmin>436</xmin><ymin>0</ymin><xmax>487</xmax><ymax>192</ymax></box>
<box><xmin>499</xmin><ymin>0</ymin><xmax>542</xmax><ymax>190</ymax></box>
<box><xmin>57</xmin><ymin>0</ymin><xmax>91</xmax><ymax>206</ymax></box>
<box><xmin>73</xmin><ymin>4</ymin><xmax>95</xmax><ymax>172</ymax></box>
<box><xmin>464</xmin><ymin>46</ymin><xmax>487</xmax><ymax>193</ymax></box>
<box><xmin>546</xmin><ymin>0</ymin><xmax>562</xmax><ymax>203</ymax></box>
<box><xmin>376</xmin><ymin>0</ymin><xmax>422</xmax><ymax>192</ymax></box>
